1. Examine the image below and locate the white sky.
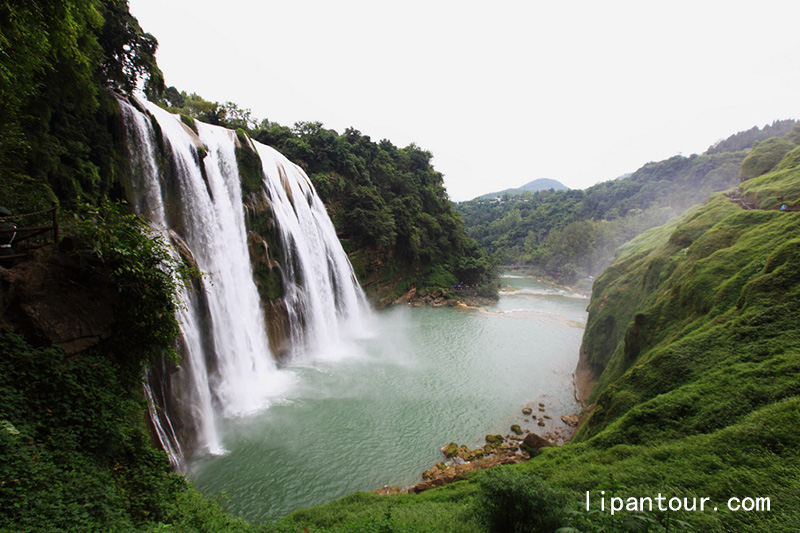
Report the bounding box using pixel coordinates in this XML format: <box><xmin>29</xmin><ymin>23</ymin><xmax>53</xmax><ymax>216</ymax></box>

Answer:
<box><xmin>128</xmin><ymin>0</ymin><xmax>800</xmax><ymax>200</ymax></box>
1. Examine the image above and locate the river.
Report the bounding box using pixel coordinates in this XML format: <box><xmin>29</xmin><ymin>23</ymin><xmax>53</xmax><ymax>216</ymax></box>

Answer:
<box><xmin>187</xmin><ymin>275</ymin><xmax>587</xmax><ymax>521</ymax></box>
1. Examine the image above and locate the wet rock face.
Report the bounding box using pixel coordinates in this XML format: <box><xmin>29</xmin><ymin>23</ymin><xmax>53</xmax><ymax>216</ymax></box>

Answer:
<box><xmin>0</xmin><ymin>246</ymin><xmax>117</xmax><ymax>354</ymax></box>
<box><xmin>242</xmin><ymin>190</ymin><xmax>292</xmax><ymax>360</ymax></box>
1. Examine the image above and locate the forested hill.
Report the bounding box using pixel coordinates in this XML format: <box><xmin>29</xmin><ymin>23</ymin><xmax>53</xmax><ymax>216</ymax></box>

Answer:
<box><xmin>473</xmin><ymin>178</ymin><xmax>568</xmax><ymax>200</ymax></box>
<box><xmin>456</xmin><ymin>120</ymin><xmax>799</xmax><ymax>288</ymax></box>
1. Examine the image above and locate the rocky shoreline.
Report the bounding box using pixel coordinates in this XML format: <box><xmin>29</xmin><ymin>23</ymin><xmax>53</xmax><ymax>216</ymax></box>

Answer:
<box><xmin>382</xmin><ymin>285</ymin><xmax>497</xmax><ymax>310</ymax></box>
<box><xmin>374</xmin><ymin>401</ymin><xmax>580</xmax><ymax>495</ymax></box>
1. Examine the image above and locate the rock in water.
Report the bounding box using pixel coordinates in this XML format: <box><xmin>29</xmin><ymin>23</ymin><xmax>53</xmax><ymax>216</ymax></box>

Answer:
<box><xmin>561</xmin><ymin>414</ymin><xmax>579</xmax><ymax>427</ymax></box>
<box><xmin>441</xmin><ymin>442</ymin><xmax>459</xmax><ymax>458</ymax></box>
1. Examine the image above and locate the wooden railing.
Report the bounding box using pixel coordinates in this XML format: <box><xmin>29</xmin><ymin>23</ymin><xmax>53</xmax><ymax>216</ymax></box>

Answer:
<box><xmin>0</xmin><ymin>202</ymin><xmax>59</xmax><ymax>260</ymax></box>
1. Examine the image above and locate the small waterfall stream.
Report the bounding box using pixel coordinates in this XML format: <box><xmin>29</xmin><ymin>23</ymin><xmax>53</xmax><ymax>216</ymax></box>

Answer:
<box><xmin>118</xmin><ymin>97</ymin><xmax>369</xmax><ymax>469</ymax></box>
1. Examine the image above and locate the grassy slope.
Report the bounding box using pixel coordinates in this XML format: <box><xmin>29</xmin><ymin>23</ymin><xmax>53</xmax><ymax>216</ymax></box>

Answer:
<box><xmin>275</xmin><ymin>142</ymin><xmax>800</xmax><ymax>532</ymax></box>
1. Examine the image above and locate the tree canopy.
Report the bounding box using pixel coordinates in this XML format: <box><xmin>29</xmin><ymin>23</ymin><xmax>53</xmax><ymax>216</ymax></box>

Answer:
<box><xmin>0</xmin><ymin>0</ymin><xmax>163</xmax><ymax>212</ymax></box>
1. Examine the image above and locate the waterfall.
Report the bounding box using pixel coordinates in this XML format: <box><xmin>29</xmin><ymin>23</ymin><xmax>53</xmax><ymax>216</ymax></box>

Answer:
<box><xmin>255</xmin><ymin>143</ymin><xmax>368</xmax><ymax>359</ymax></box>
<box><xmin>118</xmin><ymin>97</ymin><xmax>369</xmax><ymax>469</ymax></box>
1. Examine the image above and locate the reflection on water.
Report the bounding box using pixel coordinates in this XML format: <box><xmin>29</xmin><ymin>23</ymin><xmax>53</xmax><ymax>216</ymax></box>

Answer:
<box><xmin>188</xmin><ymin>276</ymin><xmax>587</xmax><ymax>520</ymax></box>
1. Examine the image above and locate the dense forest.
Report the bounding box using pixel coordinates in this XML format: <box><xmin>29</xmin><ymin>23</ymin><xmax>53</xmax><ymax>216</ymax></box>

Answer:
<box><xmin>0</xmin><ymin>0</ymin><xmax>163</xmax><ymax>212</ymax></box>
<box><xmin>457</xmin><ymin>119</ymin><xmax>798</xmax><ymax>288</ymax></box>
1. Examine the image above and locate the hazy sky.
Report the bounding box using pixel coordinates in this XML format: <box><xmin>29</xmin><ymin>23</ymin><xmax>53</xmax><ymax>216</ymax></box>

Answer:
<box><xmin>128</xmin><ymin>0</ymin><xmax>800</xmax><ymax>200</ymax></box>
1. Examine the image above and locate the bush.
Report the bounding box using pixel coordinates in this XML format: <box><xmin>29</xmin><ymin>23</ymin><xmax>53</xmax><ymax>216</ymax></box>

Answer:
<box><xmin>476</xmin><ymin>467</ymin><xmax>567</xmax><ymax>533</ymax></box>
<box><xmin>66</xmin><ymin>200</ymin><xmax>198</xmax><ymax>364</ymax></box>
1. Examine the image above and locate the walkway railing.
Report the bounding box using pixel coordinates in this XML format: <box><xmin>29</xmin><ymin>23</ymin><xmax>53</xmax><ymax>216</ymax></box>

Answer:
<box><xmin>0</xmin><ymin>202</ymin><xmax>59</xmax><ymax>260</ymax></box>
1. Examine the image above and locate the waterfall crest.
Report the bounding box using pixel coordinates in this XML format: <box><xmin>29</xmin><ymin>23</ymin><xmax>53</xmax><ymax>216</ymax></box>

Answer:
<box><xmin>118</xmin><ymin>97</ymin><xmax>369</xmax><ymax>469</ymax></box>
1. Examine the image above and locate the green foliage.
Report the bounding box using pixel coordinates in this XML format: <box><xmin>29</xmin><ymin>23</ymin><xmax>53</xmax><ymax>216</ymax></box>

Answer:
<box><xmin>705</xmin><ymin>120</ymin><xmax>798</xmax><ymax>154</ymax></box>
<box><xmin>96</xmin><ymin>0</ymin><xmax>164</xmax><ymax>98</ymax></box>
<box><xmin>160</xmin><ymin>89</ymin><xmax>256</xmax><ymax>129</ymax></box>
<box><xmin>236</xmin><ymin>144</ymin><xmax>266</xmax><ymax>195</ymax></box>
<box><xmin>0</xmin><ymin>0</ymin><xmax>164</xmax><ymax>213</ymax></box>
<box><xmin>423</xmin><ymin>265</ymin><xmax>458</xmax><ymax>290</ymax></box>
<box><xmin>0</xmin><ymin>331</ymin><xmax>172</xmax><ymax>529</ymax></box>
<box><xmin>736</xmin><ymin>146</ymin><xmax>800</xmax><ymax>210</ymax></box>
<box><xmin>280</xmin><ymin>485</ymin><xmax>484</xmax><ymax>532</ymax></box>
<box><xmin>0</xmin><ymin>328</ymin><xmax>259</xmax><ymax>531</ymax></box>
<box><xmin>253</xmin><ymin>262</ymin><xmax>284</xmax><ymax>301</ymax></box>
<box><xmin>65</xmin><ymin>200</ymin><xmax>198</xmax><ymax>363</ymax></box>
<box><xmin>475</xmin><ymin>467</ymin><xmax>567</xmax><ymax>532</ymax></box>
<box><xmin>181</xmin><ymin>113</ymin><xmax>198</xmax><ymax>133</ymax></box>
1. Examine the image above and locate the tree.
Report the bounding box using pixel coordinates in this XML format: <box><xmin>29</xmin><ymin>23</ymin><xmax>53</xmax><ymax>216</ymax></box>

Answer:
<box><xmin>96</xmin><ymin>0</ymin><xmax>164</xmax><ymax>98</ymax></box>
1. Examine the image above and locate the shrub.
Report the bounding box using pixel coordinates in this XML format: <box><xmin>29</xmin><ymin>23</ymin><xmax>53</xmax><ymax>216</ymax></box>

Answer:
<box><xmin>476</xmin><ymin>467</ymin><xmax>567</xmax><ymax>533</ymax></box>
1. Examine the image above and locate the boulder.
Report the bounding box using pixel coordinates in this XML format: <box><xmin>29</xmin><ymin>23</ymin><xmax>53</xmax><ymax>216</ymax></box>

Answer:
<box><xmin>522</xmin><ymin>407</ymin><xmax>533</xmax><ymax>415</ymax></box>
<box><xmin>1</xmin><ymin>246</ymin><xmax>117</xmax><ymax>354</ymax></box>
<box><xmin>522</xmin><ymin>432</ymin><xmax>551</xmax><ymax>456</ymax></box>
<box><xmin>485</xmin><ymin>434</ymin><xmax>504</xmax><ymax>446</ymax></box>
<box><xmin>441</xmin><ymin>442</ymin><xmax>459</xmax><ymax>458</ymax></box>
<box><xmin>510</xmin><ymin>424</ymin><xmax>523</xmax><ymax>435</ymax></box>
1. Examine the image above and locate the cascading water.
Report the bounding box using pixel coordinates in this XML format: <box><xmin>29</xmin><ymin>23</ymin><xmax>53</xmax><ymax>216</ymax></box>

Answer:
<box><xmin>255</xmin><ymin>143</ymin><xmax>368</xmax><ymax>359</ymax></box>
<box><xmin>117</xmin><ymin>97</ymin><xmax>369</xmax><ymax>470</ymax></box>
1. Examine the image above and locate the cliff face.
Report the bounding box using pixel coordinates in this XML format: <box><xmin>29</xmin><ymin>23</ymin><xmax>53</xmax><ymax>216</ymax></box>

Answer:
<box><xmin>0</xmin><ymin>245</ymin><xmax>118</xmax><ymax>355</ymax></box>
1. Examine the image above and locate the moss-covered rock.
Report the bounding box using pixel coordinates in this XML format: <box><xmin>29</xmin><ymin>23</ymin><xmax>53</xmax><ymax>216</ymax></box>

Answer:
<box><xmin>485</xmin><ymin>434</ymin><xmax>503</xmax><ymax>446</ymax></box>
<box><xmin>441</xmin><ymin>442</ymin><xmax>459</xmax><ymax>458</ymax></box>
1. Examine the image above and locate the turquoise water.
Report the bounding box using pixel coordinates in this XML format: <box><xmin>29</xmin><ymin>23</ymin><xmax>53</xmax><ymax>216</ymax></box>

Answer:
<box><xmin>188</xmin><ymin>276</ymin><xmax>588</xmax><ymax>521</ymax></box>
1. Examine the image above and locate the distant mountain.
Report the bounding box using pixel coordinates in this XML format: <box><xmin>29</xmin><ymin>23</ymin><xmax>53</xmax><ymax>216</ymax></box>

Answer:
<box><xmin>475</xmin><ymin>178</ymin><xmax>568</xmax><ymax>200</ymax></box>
